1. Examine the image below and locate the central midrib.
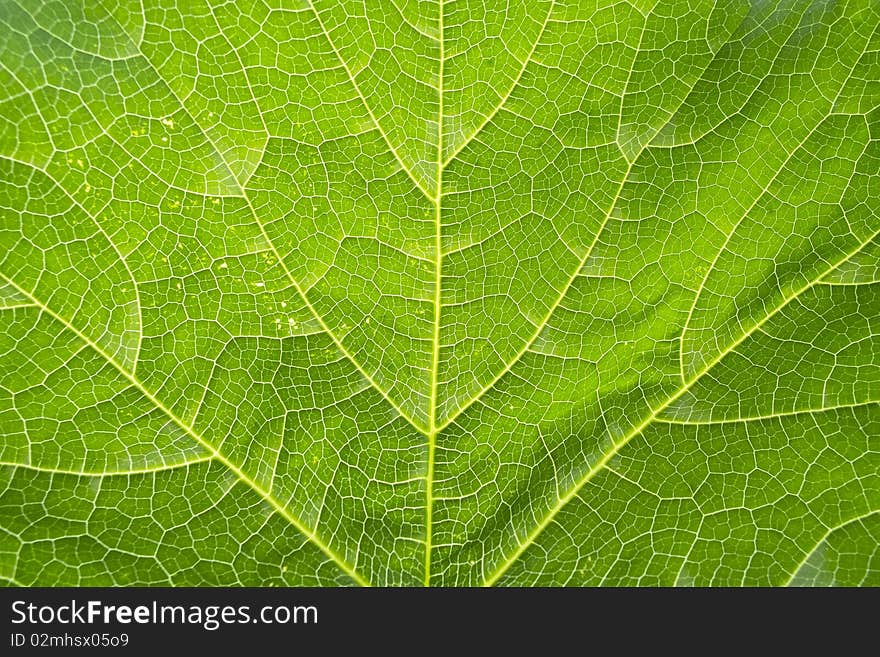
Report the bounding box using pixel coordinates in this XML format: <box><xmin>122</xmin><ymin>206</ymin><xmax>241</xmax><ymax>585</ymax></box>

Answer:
<box><xmin>424</xmin><ymin>0</ymin><xmax>445</xmax><ymax>588</ymax></box>
<box><xmin>298</xmin><ymin>0</ymin><xmax>558</xmax><ymax>585</ymax></box>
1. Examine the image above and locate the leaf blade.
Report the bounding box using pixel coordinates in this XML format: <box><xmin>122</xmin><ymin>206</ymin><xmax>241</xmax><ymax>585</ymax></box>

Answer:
<box><xmin>1</xmin><ymin>0</ymin><xmax>878</xmax><ymax>588</ymax></box>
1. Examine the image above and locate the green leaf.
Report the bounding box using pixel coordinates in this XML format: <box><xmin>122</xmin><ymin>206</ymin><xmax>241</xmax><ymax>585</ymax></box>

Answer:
<box><xmin>1</xmin><ymin>0</ymin><xmax>878</xmax><ymax>587</ymax></box>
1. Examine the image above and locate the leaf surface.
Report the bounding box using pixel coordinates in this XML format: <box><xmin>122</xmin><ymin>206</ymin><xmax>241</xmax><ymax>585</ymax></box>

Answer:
<box><xmin>1</xmin><ymin>0</ymin><xmax>878</xmax><ymax>587</ymax></box>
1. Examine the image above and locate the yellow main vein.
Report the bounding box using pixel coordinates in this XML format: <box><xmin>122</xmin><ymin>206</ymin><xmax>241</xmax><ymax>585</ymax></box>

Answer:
<box><xmin>424</xmin><ymin>0</ymin><xmax>445</xmax><ymax>587</ymax></box>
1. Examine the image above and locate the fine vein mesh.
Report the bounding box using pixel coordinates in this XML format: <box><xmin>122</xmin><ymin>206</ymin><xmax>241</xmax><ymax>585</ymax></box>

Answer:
<box><xmin>0</xmin><ymin>0</ymin><xmax>878</xmax><ymax>587</ymax></box>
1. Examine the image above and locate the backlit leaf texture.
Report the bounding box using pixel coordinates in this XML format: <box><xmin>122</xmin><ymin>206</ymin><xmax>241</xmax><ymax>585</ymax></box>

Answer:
<box><xmin>1</xmin><ymin>0</ymin><xmax>878</xmax><ymax>587</ymax></box>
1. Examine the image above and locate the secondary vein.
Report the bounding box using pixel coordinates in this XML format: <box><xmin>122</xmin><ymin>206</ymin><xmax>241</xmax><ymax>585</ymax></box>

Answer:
<box><xmin>482</xmin><ymin>226</ymin><xmax>880</xmax><ymax>586</ymax></box>
<box><xmin>0</xmin><ymin>273</ymin><xmax>371</xmax><ymax>587</ymax></box>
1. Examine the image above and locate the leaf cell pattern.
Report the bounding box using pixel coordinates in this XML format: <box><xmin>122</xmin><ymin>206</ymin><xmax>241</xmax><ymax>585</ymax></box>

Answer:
<box><xmin>0</xmin><ymin>0</ymin><xmax>878</xmax><ymax>587</ymax></box>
